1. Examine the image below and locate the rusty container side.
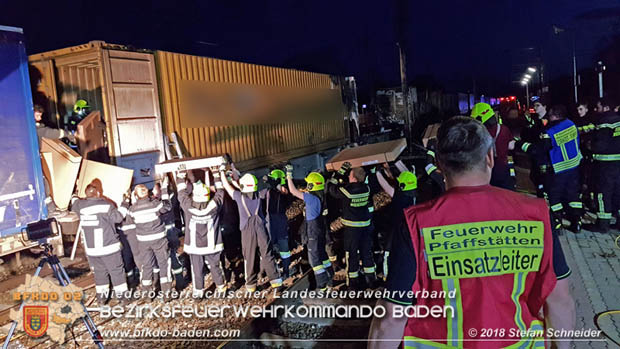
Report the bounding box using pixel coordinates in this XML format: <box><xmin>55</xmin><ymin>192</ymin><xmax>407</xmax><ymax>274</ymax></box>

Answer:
<box><xmin>29</xmin><ymin>44</ymin><xmax>105</xmax><ymax>130</ymax></box>
<box><xmin>29</xmin><ymin>43</ymin><xmax>165</xmax><ymax>186</ymax></box>
<box><xmin>155</xmin><ymin>50</ymin><xmax>347</xmax><ymax>170</ymax></box>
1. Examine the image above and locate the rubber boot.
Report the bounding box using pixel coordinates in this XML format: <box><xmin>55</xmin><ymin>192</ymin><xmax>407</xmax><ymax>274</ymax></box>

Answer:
<box><xmin>96</xmin><ymin>293</ymin><xmax>107</xmax><ymax>306</ymax></box>
<box><xmin>568</xmin><ymin>219</ymin><xmax>582</xmax><ymax>234</ymax></box>
<box><xmin>160</xmin><ymin>282</ymin><xmax>172</xmax><ymax>302</ymax></box>
<box><xmin>348</xmin><ymin>277</ymin><xmax>363</xmax><ymax>291</ymax></box>
<box><xmin>281</xmin><ymin>258</ymin><xmax>291</xmax><ymax>279</ymax></box>
<box><xmin>325</xmin><ymin>266</ymin><xmax>335</xmax><ymax>287</ymax></box>
<box><xmin>364</xmin><ymin>272</ymin><xmax>378</xmax><ymax>290</ymax></box>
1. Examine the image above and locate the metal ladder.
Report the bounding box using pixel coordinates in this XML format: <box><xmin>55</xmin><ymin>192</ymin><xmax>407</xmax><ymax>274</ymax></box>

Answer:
<box><xmin>164</xmin><ymin>132</ymin><xmax>185</xmax><ymax>161</ymax></box>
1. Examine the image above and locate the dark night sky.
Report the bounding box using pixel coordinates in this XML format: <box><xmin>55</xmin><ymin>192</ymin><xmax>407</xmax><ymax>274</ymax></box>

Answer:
<box><xmin>2</xmin><ymin>0</ymin><xmax>619</xmax><ymax>99</ymax></box>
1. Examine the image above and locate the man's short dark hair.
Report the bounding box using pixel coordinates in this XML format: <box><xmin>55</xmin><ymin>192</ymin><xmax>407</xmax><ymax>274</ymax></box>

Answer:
<box><xmin>436</xmin><ymin>116</ymin><xmax>493</xmax><ymax>176</ymax></box>
<box><xmin>33</xmin><ymin>104</ymin><xmax>44</xmax><ymax>113</ymax></box>
<box><xmin>351</xmin><ymin>167</ymin><xmax>366</xmax><ymax>182</ymax></box>
<box><xmin>550</xmin><ymin>105</ymin><xmax>567</xmax><ymax>119</ymax></box>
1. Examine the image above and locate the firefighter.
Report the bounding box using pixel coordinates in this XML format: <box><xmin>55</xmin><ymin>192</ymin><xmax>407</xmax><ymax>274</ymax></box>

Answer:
<box><xmin>67</xmin><ymin>99</ymin><xmax>89</xmax><ymax>132</ymax></box>
<box><xmin>128</xmin><ymin>183</ymin><xmax>173</xmax><ymax>296</ymax></box>
<box><xmin>219</xmin><ymin>163</ymin><xmax>283</xmax><ymax>292</ymax></box>
<box><xmin>328</xmin><ymin>163</ymin><xmax>376</xmax><ymax>289</ymax></box>
<box><xmin>369</xmin><ymin>116</ymin><xmax>575</xmax><ymax>347</ymax></box>
<box><xmin>176</xmin><ymin>169</ymin><xmax>227</xmax><ymax>298</ymax></box>
<box><xmin>470</xmin><ymin>102</ymin><xmax>516</xmax><ymax>190</ymax></box>
<box><xmin>521</xmin><ymin>96</ymin><xmax>550</xmax><ymax>197</ymax></box>
<box><xmin>71</xmin><ymin>183</ymin><xmax>128</xmax><ymax>305</ymax></box>
<box><xmin>371</xmin><ymin>152</ymin><xmax>445</xmax><ymax>308</ymax></box>
<box><xmin>217</xmin><ymin>169</ymin><xmax>243</xmax><ymax>284</ymax></box>
<box><xmin>117</xmin><ymin>213</ymin><xmax>140</xmax><ymax>287</ymax></box>
<box><xmin>516</xmin><ymin>105</ymin><xmax>583</xmax><ymax>233</ymax></box>
<box><xmin>374</xmin><ymin>164</ymin><xmax>417</xmax><ymax>282</ymax></box>
<box><xmin>153</xmin><ymin>180</ymin><xmax>185</xmax><ymax>289</ymax></box>
<box><xmin>261</xmin><ymin>169</ymin><xmax>295</xmax><ymax>278</ymax></box>
<box><xmin>580</xmin><ymin>97</ymin><xmax>620</xmax><ymax>233</ymax></box>
<box><xmin>285</xmin><ymin>165</ymin><xmax>334</xmax><ymax>290</ymax></box>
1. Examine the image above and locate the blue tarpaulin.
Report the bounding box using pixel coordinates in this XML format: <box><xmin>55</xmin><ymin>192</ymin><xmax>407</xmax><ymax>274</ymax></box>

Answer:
<box><xmin>0</xmin><ymin>26</ymin><xmax>47</xmax><ymax>236</ymax></box>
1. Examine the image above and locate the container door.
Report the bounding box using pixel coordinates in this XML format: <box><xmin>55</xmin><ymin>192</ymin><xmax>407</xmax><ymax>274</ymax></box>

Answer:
<box><xmin>0</xmin><ymin>26</ymin><xmax>47</xmax><ymax>236</ymax></box>
<box><xmin>102</xmin><ymin>50</ymin><xmax>164</xmax><ymax>186</ymax></box>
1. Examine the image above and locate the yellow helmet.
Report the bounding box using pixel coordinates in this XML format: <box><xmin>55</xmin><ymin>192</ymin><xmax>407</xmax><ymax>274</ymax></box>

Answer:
<box><xmin>471</xmin><ymin>102</ymin><xmax>495</xmax><ymax>124</ymax></box>
<box><xmin>397</xmin><ymin>171</ymin><xmax>417</xmax><ymax>191</ymax></box>
<box><xmin>305</xmin><ymin>172</ymin><xmax>325</xmax><ymax>191</ymax></box>
<box><xmin>268</xmin><ymin>169</ymin><xmax>286</xmax><ymax>186</ymax></box>
<box><xmin>239</xmin><ymin>173</ymin><xmax>258</xmax><ymax>193</ymax></box>
<box><xmin>73</xmin><ymin>99</ymin><xmax>90</xmax><ymax>114</ymax></box>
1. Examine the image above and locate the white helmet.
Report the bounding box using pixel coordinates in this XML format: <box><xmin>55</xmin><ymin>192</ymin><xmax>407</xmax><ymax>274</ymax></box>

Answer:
<box><xmin>192</xmin><ymin>181</ymin><xmax>210</xmax><ymax>202</ymax></box>
<box><xmin>239</xmin><ymin>174</ymin><xmax>258</xmax><ymax>193</ymax></box>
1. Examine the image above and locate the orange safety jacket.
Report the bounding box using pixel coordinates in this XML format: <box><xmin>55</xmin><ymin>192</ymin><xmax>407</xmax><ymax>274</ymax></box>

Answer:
<box><xmin>403</xmin><ymin>185</ymin><xmax>556</xmax><ymax>348</ymax></box>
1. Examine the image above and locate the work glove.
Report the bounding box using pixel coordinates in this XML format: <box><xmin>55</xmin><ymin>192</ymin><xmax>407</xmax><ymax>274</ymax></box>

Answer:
<box><xmin>285</xmin><ymin>164</ymin><xmax>294</xmax><ymax>179</ymax></box>
<box><xmin>122</xmin><ymin>191</ymin><xmax>131</xmax><ymax>204</ymax></box>
<box><xmin>219</xmin><ymin>164</ymin><xmax>227</xmax><ymax>172</ymax></box>
<box><xmin>426</xmin><ymin>150</ymin><xmax>436</xmax><ymax>164</ymax></box>
<box><xmin>369</xmin><ymin>166</ymin><xmax>377</xmax><ymax>174</ymax></box>
<box><xmin>338</xmin><ymin>161</ymin><xmax>352</xmax><ymax>176</ymax></box>
<box><xmin>161</xmin><ymin>175</ymin><xmax>169</xmax><ymax>188</ymax></box>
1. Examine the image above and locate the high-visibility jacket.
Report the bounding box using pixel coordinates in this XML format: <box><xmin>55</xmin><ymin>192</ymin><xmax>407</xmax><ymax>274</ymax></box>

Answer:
<box><xmin>328</xmin><ymin>182</ymin><xmax>372</xmax><ymax>227</ymax></box>
<box><xmin>71</xmin><ymin>197</ymin><xmax>126</xmax><ymax>257</ymax></box>
<box><xmin>128</xmin><ymin>196</ymin><xmax>171</xmax><ymax>242</ymax></box>
<box><xmin>588</xmin><ymin>111</ymin><xmax>620</xmax><ymax>162</ymax></box>
<box><xmin>542</xmin><ymin>119</ymin><xmax>582</xmax><ymax>173</ymax></box>
<box><xmin>176</xmin><ymin>178</ymin><xmax>225</xmax><ymax>255</ymax></box>
<box><xmin>403</xmin><ymin>185</ymin><xmax>556</xmax><ymax>348</ymax></box>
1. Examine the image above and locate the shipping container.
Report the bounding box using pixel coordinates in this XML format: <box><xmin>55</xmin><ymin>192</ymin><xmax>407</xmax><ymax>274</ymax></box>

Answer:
<box><xmin>29</xmin><ymin>41</ymin><xmax>165</xmax><ymax>186</ymax></box>
<box><xmin>28</xmin><ymin>41</ymin><xmax>349</xmax><ymax>183</ymax></box>
<box><xmin>156</xmin><ymin>50</ymin><xmax>348</xmax><ymax>170</ymax></box>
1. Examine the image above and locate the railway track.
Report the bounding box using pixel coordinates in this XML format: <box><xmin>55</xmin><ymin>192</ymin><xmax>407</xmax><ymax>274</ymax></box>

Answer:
<box><xmin>2</xmin><ymin>251</ymin><xmax>378</xmax><ymax>348</ymax></box>
<box><xmin>220</xmin><ymin>270</ymin><xmax>375</xmax><ymax>349</ymax></box>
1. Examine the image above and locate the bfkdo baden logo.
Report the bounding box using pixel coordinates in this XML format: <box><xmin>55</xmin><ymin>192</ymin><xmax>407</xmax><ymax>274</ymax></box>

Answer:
<box><xmin>23</xmin><ymin>305</ymin><xmax>49</xmax><ymax>337</ymax></box>
<box><xmin>9</xmin><ymin>275</ymin><xmax>85</xmax><ymax>343</ymax></box>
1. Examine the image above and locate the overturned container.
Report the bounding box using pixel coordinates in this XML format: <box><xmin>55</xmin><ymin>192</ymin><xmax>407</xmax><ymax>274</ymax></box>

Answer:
<box><xmin>29</xmin><ymin>42</ymin><xmax>350</xmax><ymax>186</ymax></box>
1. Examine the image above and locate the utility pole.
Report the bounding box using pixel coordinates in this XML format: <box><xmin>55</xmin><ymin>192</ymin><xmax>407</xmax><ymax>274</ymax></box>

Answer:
<box><xmin>572</xmin><ymin>36</ymin><xmax>578</xmax><ymax>103</ymax></box>
<box><xmin>596</xmin><ymin>61</ymin><xmax>605</xmax><ymax>98</ymax></box>
<box><xmin>398</xmin><ymin>42</ymin><xmax>411</xmax><ymax>143</ymax></box>
<box><xmin>395</xmin><ymin>0</ymin><xmax>412</xmax><ymax>144</ymax></box>
<box><xmin>525</xmin><ymin>83</ymin><xmax>530</xmax><ymax>108</ymax></box>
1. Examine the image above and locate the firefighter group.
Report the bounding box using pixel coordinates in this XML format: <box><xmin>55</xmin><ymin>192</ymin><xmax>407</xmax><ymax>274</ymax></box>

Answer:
<box><xmin>36</xmin><ymin>94</ymin><xmax>618</xmax><ymax>346</ymax></box>
<box><xmin>65</xmin><ymin>142</ymin><xmax>443</xmax><ymax>306</ymax></box>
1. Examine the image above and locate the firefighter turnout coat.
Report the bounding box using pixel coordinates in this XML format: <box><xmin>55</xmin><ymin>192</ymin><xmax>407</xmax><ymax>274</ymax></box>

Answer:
<box><xmin>402</xmin><ymin>185</ymin><xmax>556</xmax><ymax>348</ymax></box>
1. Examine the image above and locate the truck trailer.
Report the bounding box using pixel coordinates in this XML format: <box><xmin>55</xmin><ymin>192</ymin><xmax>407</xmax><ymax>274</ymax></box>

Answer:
<box><xmin>0</xmin><ymin>25</ymin><xmax>62</xmax><ymax>260</ymax></box>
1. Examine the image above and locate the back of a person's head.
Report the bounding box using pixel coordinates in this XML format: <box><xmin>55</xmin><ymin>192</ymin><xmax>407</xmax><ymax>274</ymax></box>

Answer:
<box><xmin>351</xmin><ymin>167</ymin><xmax>366</xmax><ymax>183</ymax></box>
<box><xmin>437</xmin><ymin>116</ymin><xmax>493</xmax><ymax>176</ymax></box>
<box><xmin>550</xmin><ymin>105</ymin><xmax>567</xmax><ymax>119</ymax></box>
<box><xmin>85</xmin><ymin>184</ymin><xmax>100</xmax><ymax>198</ymax></box>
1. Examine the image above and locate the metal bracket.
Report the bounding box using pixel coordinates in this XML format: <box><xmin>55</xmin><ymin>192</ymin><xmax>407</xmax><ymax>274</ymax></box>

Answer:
<box><xmin>0</xmin><ymin>184</ymin><xmax>35</xmax><ymax>202</ymax></box>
